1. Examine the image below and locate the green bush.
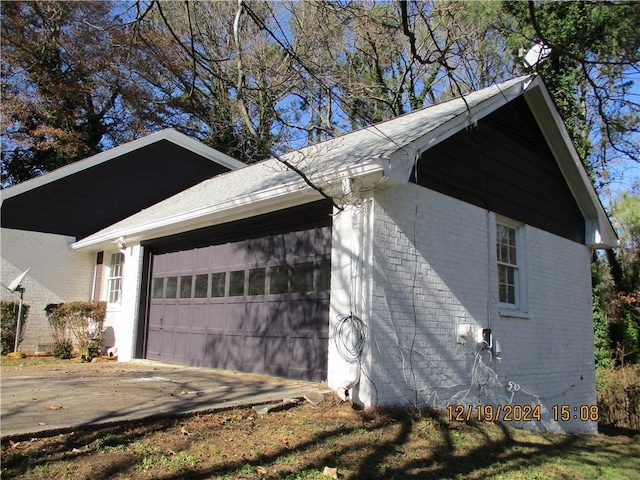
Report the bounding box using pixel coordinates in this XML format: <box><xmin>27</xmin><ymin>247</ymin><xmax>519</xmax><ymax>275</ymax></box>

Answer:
<box><xmin>1</xmin><ymin>300</ymin><xmax>30</xmax><ymax>355</ymax></box>
<box><xmin>45</xmin><ymin>301</ymin><xmax>106</xmax><ymax>362</ymax></box>
<box><xmin>596</xmin><ymin>365</ymin><xmax>640</xmax><ymax>430</ymax></box>
<box><xmin>52</xmin><ymin>339</ymin><xmax>74</xmax><ymax>359</ymax></box>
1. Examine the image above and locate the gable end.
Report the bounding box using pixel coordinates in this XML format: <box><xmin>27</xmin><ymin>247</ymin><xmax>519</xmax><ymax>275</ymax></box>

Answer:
<box><xmin>411</xmin><ymin>96</ymin><xmax>585</xmax><ymax>243</ymax></box>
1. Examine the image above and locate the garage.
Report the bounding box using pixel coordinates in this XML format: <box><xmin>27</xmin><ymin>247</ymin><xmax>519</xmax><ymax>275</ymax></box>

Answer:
<box><xmin>141</xmin><ymin>202</ymin><xmax>332</xmax><ymax>381</ymax></box>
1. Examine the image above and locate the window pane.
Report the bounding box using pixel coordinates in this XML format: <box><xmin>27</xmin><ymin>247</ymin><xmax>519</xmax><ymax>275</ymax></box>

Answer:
<box><xmin>248</xmin><ymin>268</ymin><xmax>265</xmax><ymax>296</ymax></box>
<box><xmin>229</xmin><ymin>270</ymin><xmax>245</xmax><ymax>297</ymax></box>
<box><xmin>498</xmin><ymin>265</ymin><xmax>507</xmax><ymax>284</ymax></box>
<box><xmin>210</xmin><ymin>272</ymin><xmax>226</xmax><ymax>297</ymax></box>
<box><xmin>499</xmin><ymin>284</ymin><xmax>508</xmax><ymax>303</ymax></box>
<box><xmin>498</xmin><ymin>244</ymin><xmax>508</xmax><ymax>263</ymax></box>
<box><xmin>108</xmin><ymin>279</ymin><xmax>122</xmax><ymax>304</ymax></box>
<box><xmin>194</xmin><ymin>274</ymin><xmax>209</xmax><ymax>298</ymax></box>
<box><xmin>507</xmin><ymin>285</ymin><xmax>516</xmax><ymax>304</ymax></box>
<box><xmin>318</xmin><ymin>259</ymin><xmax>331</xmax><ymax>291</ymax></box>
<box><xmin>179</xmin><ymin>276</ymin><xmax>193</xmax><ymax>298</ymax></box>
<box><xmin>269</xmin><ymin>265</ymin><xmax>288</xmax><ymax>294</ymax></box>
<box><xmin>165</xmin><ymin>277</ymin><xmax>178</xmax><ymax>298</ymax></box>
<box><xmin>292</xmin><ymin>262</ymin><xmax>314</xmax><ymax>293</ymax></box>
<box><xmin>152</xmin><ymin>278</ymin><xmax>164</xmax><ymax>299</ymax></box>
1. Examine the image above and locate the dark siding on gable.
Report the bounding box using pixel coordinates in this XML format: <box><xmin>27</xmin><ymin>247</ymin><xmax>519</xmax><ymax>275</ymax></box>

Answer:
<box><xmin>412</xmin><ymin>97</ymin><xmax>585</xmax><ymax>243</ymax></box>
<box><xmin>1</xmin><ymin>140</ymin><xmax>232</xmax><ymax>239</ymax></box>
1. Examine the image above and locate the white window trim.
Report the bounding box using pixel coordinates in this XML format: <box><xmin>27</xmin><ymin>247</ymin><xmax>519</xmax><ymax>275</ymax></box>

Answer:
<box><xmin>105</xmin><ymin>251</ymin><xmax>125</xmax><ymax>307</ymax></box>
<box><xmin>495</xmin><ymin>216</ymin><xmax>528</xmax><ymax>317</ymax></box>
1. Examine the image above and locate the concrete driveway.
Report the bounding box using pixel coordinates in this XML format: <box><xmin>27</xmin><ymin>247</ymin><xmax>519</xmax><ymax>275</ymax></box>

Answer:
<box><xmin>0</xmin><ymin>360</ymin><xmax>327</xmax><ymax>439</ymax></box>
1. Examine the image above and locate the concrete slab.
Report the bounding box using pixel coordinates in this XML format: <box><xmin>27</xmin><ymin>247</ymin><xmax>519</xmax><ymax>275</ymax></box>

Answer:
<box><xmin>0</xmin><ymin>360</ymin><xmax>328</xmax><ymax>439</ymax></box>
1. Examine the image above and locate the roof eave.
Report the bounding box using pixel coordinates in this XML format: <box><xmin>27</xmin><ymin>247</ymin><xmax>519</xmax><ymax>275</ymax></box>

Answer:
<box><xmin>523</xmin><ymin>81</ymin><xmax>618</xmax><ymax>249</ymax></box>
<box><xmin>384</xmin><ymin>76</ymin><xmax>536</xmax><ymax>183</ymax></box>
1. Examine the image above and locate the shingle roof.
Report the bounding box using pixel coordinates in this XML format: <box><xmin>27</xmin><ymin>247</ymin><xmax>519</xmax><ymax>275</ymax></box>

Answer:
<box><xmin>74</xmin><ymin>76</ymin><xmax>535</xmax><ymax>248</ymax></box>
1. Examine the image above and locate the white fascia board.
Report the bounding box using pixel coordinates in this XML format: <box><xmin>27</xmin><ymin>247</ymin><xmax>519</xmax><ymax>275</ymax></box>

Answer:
<box><xmin>0</xmin><ymin>129</ymin><xmax>245</xmax><ymax>204</ymax></box>
<box><xmin>523</xmin><ymin>82</ymin><xmax>618</xmax><ymax>248</ymax></box>
<box><xmin>384</xmin><ymin>77</ymin><xmax>534</xmax><ymax>183</ymax></box>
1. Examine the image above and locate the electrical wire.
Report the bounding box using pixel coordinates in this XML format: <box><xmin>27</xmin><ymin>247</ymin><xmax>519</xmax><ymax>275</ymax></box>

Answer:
<box><xmin>333</xmin><ymin>312</ymin><xmax>378</xmax><ymax>403</ymax></box>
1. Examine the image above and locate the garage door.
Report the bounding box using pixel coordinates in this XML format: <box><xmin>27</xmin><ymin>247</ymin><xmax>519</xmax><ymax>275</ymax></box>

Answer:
<box><xmin>145</xmin><ymin>226</ymin><xmax>331</xmax><ymax>381</ymax></box>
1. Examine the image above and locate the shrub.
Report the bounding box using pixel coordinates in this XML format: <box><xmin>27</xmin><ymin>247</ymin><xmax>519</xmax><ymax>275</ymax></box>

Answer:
<box><xmin>45</xmin><ymin>301</ymin><xmax>106</xmax><ymax>362</ymax></box>
<box><xmin>596</xmin><ymin>365</ymin><xmax>640</xmax><ymax>431</ymax></box>
<box><xmin>52</xmin><ymin>339</ymin><xmax>74</xmax><ymax>359</ymax></box>
<box><xmin>0</xmin><ymin>300</ymin><xmax>30</xmax><ymax>355</ymax></box>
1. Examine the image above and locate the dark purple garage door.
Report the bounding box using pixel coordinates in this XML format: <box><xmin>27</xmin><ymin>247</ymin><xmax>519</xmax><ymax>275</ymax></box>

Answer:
<box><xmin>145</xmin><ymin>226</ymin><xmax>331</xmax><ymax>381</ymax></box>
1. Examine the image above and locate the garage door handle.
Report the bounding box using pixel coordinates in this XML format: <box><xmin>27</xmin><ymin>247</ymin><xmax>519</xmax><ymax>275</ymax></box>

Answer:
<box><xmin>160</xmin><ymin>317</ymin><xmax>163</xmax><ymax>329</ymax></box>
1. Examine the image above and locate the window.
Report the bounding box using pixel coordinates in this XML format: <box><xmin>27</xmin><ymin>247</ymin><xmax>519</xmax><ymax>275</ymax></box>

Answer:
<box><xmin>152</xmin><ymin>278</ymin><xmax>164</xmax><ymax>299</ymax></box>
<box><xmin>292</xmin><ymin>262</ymin><xmax>314</xmax><ymax>293</ymax></box>
<box><xmin>229</xmin><ymin>270</ymin><xmax>245</xmax><ymax>297</ymax></box>
<box><xmin>194</xmin><ymin>274</ymin><xmax>209</xmax><ymax>298</ymax></box>
<box><xmin>248</xmin><ymin>268</ymin><xmax>266</xmax><ymax>296</ymax></box>
<box><xmin>496</xmin><ymin>222</ymin><xmax>521</xmax><ymax>308</ymax></box>
<box><xmin>107</xmin><ymin>253</ymin><xmax>125</xmax><ymax>304</ymax></box>
<box><xmin>165</xmin><ymin>277</ymin><xmax>178</xmax><ymax>298</ymax></box>
<box><xmin>268</xmin><ymin>265</ymin><xmax>288</xmax><ymax>294</ymax></box>
<box><xmin>210</xmin><ymin>272</ymin><xmax>226</xmax><ymax>297</ymax></box>
<box><xmin>179</xmin><ymin>275</ymin><xmax>193</xmax><ymax>298</ymax></box>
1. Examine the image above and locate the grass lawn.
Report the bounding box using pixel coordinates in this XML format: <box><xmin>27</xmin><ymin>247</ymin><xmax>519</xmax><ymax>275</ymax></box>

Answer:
<box><xmin>2</xmin><ymin>372</ymin><xmax>638</xmax><ymax>480</ymax></box>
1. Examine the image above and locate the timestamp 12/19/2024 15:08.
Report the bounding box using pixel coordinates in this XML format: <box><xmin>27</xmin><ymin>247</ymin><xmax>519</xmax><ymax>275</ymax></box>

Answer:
<box><xmin>447</xmin><ymin>404</ymin><xmax>600</xmax><ymax>423</ymax></box>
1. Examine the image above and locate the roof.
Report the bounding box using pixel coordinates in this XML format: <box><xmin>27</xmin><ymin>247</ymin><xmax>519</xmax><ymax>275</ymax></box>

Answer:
<box><xmin>71</xmin><ymin>75</ymin><xmax>617</xmax><ymax>250</ymax></box>
<box><xmin>0</xmin><ymin>129</ymin><xmax>246</xmax><ymax>238</ymax></box>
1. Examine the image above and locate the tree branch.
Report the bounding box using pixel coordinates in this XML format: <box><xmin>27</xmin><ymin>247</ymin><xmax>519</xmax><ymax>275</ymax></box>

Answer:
<box><xmin>233</xmin><ymin>0</ymin><xmax>343</xmax><ymax>211</ymax></box>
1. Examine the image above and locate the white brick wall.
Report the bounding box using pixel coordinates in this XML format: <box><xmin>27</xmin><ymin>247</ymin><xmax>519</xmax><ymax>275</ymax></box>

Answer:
<box><xmin>0</xmin><ymin>228</ymin><xmax>94</xmax><ymax>352</ymax></box>
<box><xmin>334</xmin><ymin>183</ymin><xmax>596</xmax><ymax>433</ymax></box>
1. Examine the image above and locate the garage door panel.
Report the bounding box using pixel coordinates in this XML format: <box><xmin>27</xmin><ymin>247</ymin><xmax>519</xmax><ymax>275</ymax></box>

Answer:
<box><xmin>268</xmin><ymin>301</ymin><xmax>289</xmax><ymax>330</ymax></box>
<box><xmin>225</xmin><ymin>334</ymin><xmax>244</xmax><ymax>370</ymax></box>
<box><xmin>269</xmin><ymin>234</ymin><xmax>287</xmax><ymax>261</ymax></box>
<box><xmin>226</xmin><ymin>303</ymin><xmax>245</xmax><ymax>330</ymax></box>
<box><xmin>244</xmin><ymin>237</ymin><xmax>272</xmax><ymax>265</ymax></box>
<box><xmin>265</xmin><ymin>336</ymin><xmax>289</xmax><ymax>377</ymax></box>
<box><xmin>161</xmin><ymin>304</ymin><xmax>178</xmax><ymax>327</ymax></box>
<box><xmin>146</xmin><ymin>331</ymin><xmax>162</xmax><ymax>357</ymax></box>
<box><xmin>289</xmin><ymin>299</ymin><xmax>324</xmax><ymax>332</ymax></box>
<box><xmin>226</xmin><ymin>240</ymin><xmax>251</xmax><ymax>268</ymax></box>
<box><xmin>189</xmin><ymin>333</ymin><xmax>206</xmax><ymax>359</ymax></box>
<box><xmin>207</xmin><ymin>303</ymin><xmax>226</xmax><ymax>329</ymax></box>
<box><xmin>146</xmin><ymin>222</ymin><xmax>330</xmax><ymax>381</ymax></box>
<box><xmin>191</xmin><ymin>303</ymin><xmax>209</xmax><ymax>328</ymax></box>
<box><xmin>204</xmin><ymin>334</ymin><xmax>225</xmax><ymax>368</ymax></box>
<box><xmin>289</xmin><ymin>337</ymin><xmax>327</xmax><ymax>380</ymax></box>
<box><xmin>160</xmin><ymin>331</ymin><xmax>175</xmax><ymax>358</ymax></box>
<box><xmin>243</xmin><ymin>302</ymin><xmax>269</xmax><ymax>332</ymax></box>
<box><xmin>243</xmin><ymin>336</ymin><xmax>265</xmax><ymax>369</ymax></box>
<box><xmin>173</xmin><ymin>332</ymin><xmax>191</xmax><ymax>358</ymax></box>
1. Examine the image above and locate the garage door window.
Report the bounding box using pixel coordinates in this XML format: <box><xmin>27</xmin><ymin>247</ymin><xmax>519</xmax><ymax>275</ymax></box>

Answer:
<box><xmin>210</xmin><ymin>272</ymin><xmax>226</xmax><ymax>297</ymax></box>
<box><xmin>152</xmin><ymin>278</ymin><xmax>164</xmax><ymax>299</ymax></box>
<box><xmin>248</xmin><ymin>268</ymin><xmax>266</xmax><ymax>295</ymax></box>
<box><xmin>194</xmin><ymin>274</ymin><xmax>208</xmax><ymax>298</ymax></box>
<box><xmin>165</xmin><ymin>277</ymin><xmax>178</xmax><ymax>298</ymax></box>
<box><xmin>268</xmin><ymin>265</ymin><xmax>288</xmax><ymax>294</ymax></box>
<box><xmin>180</xmin><ymin>276</ymin><xmax>193</xmax><ymax>298</ymax></box>
<box><xmin>293</xmin><ymin>262</ymin><xmax>314</xmax><ymax>293</ymax></box>
<box><xmin>229</xmin><ymin>270</ymin><xmax>245</xmax><ymax>296</ymax></box>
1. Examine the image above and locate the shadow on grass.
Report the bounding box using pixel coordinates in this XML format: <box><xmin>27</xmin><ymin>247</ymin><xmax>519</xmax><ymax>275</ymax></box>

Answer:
<box><xmin>2</xmin><ymin>406</ymin><xmax>637</xmax><ymax>480</ymax></box>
